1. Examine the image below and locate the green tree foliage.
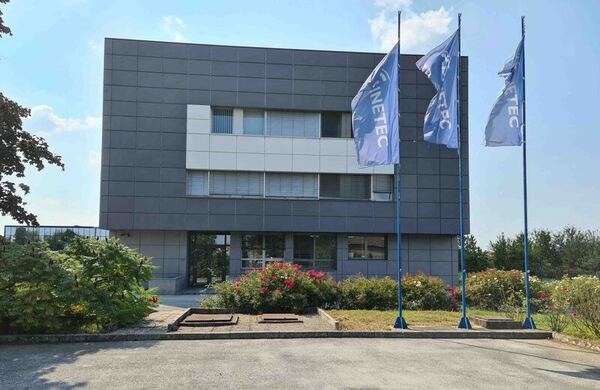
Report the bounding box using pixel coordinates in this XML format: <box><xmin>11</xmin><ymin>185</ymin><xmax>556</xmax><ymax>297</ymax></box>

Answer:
<box><xmin>0</xmin><ymin>0</ymin><xmax>64</xmax><ymax>225</ymax></box>
<box><xmin>0</xmin><ymin>238</ymin><xmax>156</xmax><ymax>334</ymax></box>
<box><xmin>486</xmin><ymin>226</ymin><xmax>600</xmax><ymax>278</ymax></box>
<box><xmin>461</xmin><ymin>235</ymin><xmax>491</xmax><ymax>272</ymax></box>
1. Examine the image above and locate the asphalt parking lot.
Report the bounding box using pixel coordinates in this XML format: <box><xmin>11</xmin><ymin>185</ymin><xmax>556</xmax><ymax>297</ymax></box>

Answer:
<box><xmin>1</xmin><ymin>338</ymin><xmax>599</xmax><ymax>389</ymax></box>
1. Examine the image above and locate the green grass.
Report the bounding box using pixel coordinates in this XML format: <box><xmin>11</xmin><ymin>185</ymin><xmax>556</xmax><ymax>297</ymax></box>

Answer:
<box><xmin>328</xmin><ymin>309</ymin><xmax>502</xmax><ymax>331</ymax></box>
<box><xmin>327</xmin><ymin>309</ymin><xmax>600</xmax><ymax>342</ymax></box>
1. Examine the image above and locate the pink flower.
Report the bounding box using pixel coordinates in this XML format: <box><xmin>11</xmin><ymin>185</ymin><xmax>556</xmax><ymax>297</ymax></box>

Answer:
<box><xmin>260</xmin><ymin>287</ymin><xmax>269</xmax><ymax>293</ymax></box>
<box><xmin>235</xmin><ymin>281</ymin><xmax>241</xmax><ymax>289</ymax></box>
<box><xmin>539</xmin><ymin>292</ymin><xmax>547</xmax><ymax>299</ymax></box>
<box><xmin>571</xmin><ymin>310</ymin><xmax>577</xmax><ymax>317</ymax></box>
<box><xmin>449</xmin><ymin>288</ymin><xmax>456</xmax><ymax>297</ymax></box>
<box><xmin>283</xmin><ymin>279</ymin><xmax>296</xmax><ymax>289</ymax></box>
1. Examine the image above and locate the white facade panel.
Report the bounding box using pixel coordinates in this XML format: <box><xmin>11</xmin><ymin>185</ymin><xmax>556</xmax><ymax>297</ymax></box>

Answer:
<box><xmin>210</xmin><ymin>134</ymin><xmax>236</xmax><ymax>153</ymax></box>
<box><xmin>209</xmin><ymin>152</ymin><xmax>236</xmax><ymax>170</ymax></box>
<box><xmin>186</xmin><ymin>151</ymin><xmax>209</xmax><ymax>169</ymax></box>
<box><xmin>320</xmin><ymin>155</ymin><xmax>347</xmax><ymax>173</ymax></box>
<box><xmin>265</xmin><ymin>154</ymin><xmax>293</xmax><ymax>171</ymax></box>
<box><xmin>236</xmin><ymin>153</ymin><xmax>265</xmax><ymax>171</ymax></box>
<box><xmin>265</xmin><ymin>137</ymin><xmax>293</xmax><ymax>155</ymax></box>
<box><xmin>320</xmin><ymin>139</ymin><xmax>347</xmax><ymax>156</ymax></box>
<box><xmin>185</xmin><ymin>105</ymin><xmax>394</xmax><ymax>175</ymax></box>
<box><xmin>187</xmin><ymin>105</ymin><xmax>211</xmax><ymax>120</ymax></box>
<box><xmin>236</xmin><ymin>136</ymin><xmax>265</xmax><ymax>153</ymax></box>
<box><xmin>187</xmin><ymin>133</ymin><xmax>209</xmax><ymax>151</ymax></box>
<box><xmin>293</xmin><ymin>154</ymin><xmax>319</xmax><ymax>172</ymax></box>
<box><xmin>187</xmin><ymin>119</ymin><xmax>210</xmax><ymax>134</ymax></box>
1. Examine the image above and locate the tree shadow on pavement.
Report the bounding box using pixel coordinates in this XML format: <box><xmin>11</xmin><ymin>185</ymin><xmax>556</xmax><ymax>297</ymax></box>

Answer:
<box><xmin>539</xmin><ymin>367</ymin><xmax>600</xmax><ymax>381</ymax></box>
<box><xmin>0</xmin><ymin>340</ymin><xmax>159</xmax><ymax>389</ymax></box>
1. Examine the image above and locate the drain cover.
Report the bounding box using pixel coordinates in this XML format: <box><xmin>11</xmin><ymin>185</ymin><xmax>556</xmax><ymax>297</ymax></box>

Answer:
<box><xmin>258</xmin><ymin>313</ymin><xmax>303</xmax><ymax>323</ymax></box>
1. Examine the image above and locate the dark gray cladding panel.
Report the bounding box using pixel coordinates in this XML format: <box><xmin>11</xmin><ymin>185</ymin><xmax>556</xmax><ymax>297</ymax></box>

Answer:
<box><xmin>101</xmin><ymin>38</ymin><xmax>470</xmax><ymax>235</ymax></box>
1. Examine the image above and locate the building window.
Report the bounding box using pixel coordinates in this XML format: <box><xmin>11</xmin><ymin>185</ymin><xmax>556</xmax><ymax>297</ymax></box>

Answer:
<box><xmin>265</xmin><ymin>173</ymin><xmax>318</xmax><ymax>198</ymax></box>
<box><xmin>241</xmin><ymin>234</ymin><xmax>285</xmax><ymax>268</ymax></box>
<box><xmin>320</xmin><ymin>174</ymin><xmax>371</xmax><ymax>200</ymax></box>
<box><xmin>266</xmin><ymin>111</ymin><xmax>319</xmax><ymax>138</ymax></box>
<box><xmin>321</xmin><ymin>112</ymin><xmax>352</xmax><ymax>138</ymax></box>
<box><xmin>243</xmin><ymin>109</ymin><xmax>264</xmax><ymax>135</ymax></box>
<box><xmin>186</xmin><ymin>171</ymin><xmax>209</xmax><ymax>196</ymax></box>
<box><xmin>210</xmin><ymin>171</ymin><xmax>264</xmax><ymax>197</ymax></box>
<box><xmin>212</xmin><ymin>108</ymin><xmax>233</xmax><ymax>134</ymax></box>
<box><xmin>348</xmin><ymin>235</ymin><xmax>387</xmax><ymax>260</ymax></box>
<box><xmin>293</xmin><ymin>234</ymin><xmax>337</xmax><ymax>271</ymax></box>
<box><xmin>372</xmin><ymin>174</ymin><xmax>393</xmax><ymax>201</ymax></box>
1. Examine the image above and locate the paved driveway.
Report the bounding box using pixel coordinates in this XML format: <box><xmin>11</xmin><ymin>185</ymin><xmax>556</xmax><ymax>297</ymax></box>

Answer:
<box><xmin>1</xmin><ymin>339</ymin><xmax>598</xmax><ymax>389</ymax></box>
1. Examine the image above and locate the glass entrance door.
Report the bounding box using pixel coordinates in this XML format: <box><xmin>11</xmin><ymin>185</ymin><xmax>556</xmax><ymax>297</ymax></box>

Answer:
<box><xmin>188</xmin><ymin>233</ymin><xmax>230</xmax><ymax>287</ymax></box>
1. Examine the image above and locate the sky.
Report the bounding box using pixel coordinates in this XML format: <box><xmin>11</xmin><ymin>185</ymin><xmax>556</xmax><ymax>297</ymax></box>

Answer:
<box><xmin>1</xmin><ymin>0</ymin><xmax>599</xmax><ymax>247</ymax></box>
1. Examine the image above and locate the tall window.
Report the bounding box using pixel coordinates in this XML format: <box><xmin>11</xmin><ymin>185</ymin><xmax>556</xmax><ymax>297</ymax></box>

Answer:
<box><xmin>210</xmin><ymin>171</ymin><xmax>264</xmax><ymax>197</ymax></box>
<box><xmin>320</xmin><ymin>174</ymin><xmax>371</xmax><ymax>200</ymax></box>
<box><xmin>242</xmin><ymin>234</ymin><xmax>285</xmax><ymax>268</ymax></box>
<box><xmin>348</xmin><ymin>235</ymin><xmax>387</xmax><ymax>260</ymax></box>
<box><xmin>265</xmin><ymin>173</ymin><xmax>318</xmax><ymax>198</ymax></box>
<box><xmin>372</xmin><ymin>175</ymin><xmax>393</xmax><ymax>201</ymax></box>
<box><xmin>212</xmin><ymin>108</ymin><xmax>233</xmax><ymax>134</ymax></box>
<box><xmin>187</xmin><ymin>171</ymin><xmax>208</xmax><ymax>196</ymax></box>
<box><xmin>243</xmin><ymin>109</ymin><xmax>265</xmax><ymax>135</ymax></box>
<box><xmin>321</xmin><ymin>112</ymin><xmax>352</xmax><ymax>138</ymax></box>
<box><xmin>266</xmin><ymin>111</ymin><xmax>319</xmax><ymax>137</ymax></box>
<box><xmin>293</xmin><ymin>234</ymin><xmax>337</xmax><ymax>270</ymax></box>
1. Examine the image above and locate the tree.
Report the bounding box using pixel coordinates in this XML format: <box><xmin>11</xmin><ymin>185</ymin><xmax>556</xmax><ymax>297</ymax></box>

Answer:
<box><xmin>0</xmin><ymin>0</ymin><xmax>64</xmax><ymax>225</ymax></box>
<box><xmin>461</xmin><ymin>235</ymin><xmax>491</xmax><ymax>272</ymax></box>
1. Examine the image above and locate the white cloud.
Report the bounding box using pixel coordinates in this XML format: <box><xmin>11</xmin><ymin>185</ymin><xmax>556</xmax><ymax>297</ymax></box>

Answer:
<box><xmin>24</xmin><ymin>105</ymin><xmax>101</xmax><ymax>137</ymax></box>
<box><xmin>88</xmin><ymin>150</ymin><xmax>101</xmax><ymax>167</ymax></box>
<box><xmin>160</xmin><ymin>16</ymin><xmax>187</xmax><ymax>43</ymax></box>
<box><xmin>369</xmin><ymin>1</ymin><xmax>452</xmax><ymax>52</ymax></box>
<box><xmin>87</xmin><ymin>40</ymin><xmax>103</xmax><ymax>56</ymax></box>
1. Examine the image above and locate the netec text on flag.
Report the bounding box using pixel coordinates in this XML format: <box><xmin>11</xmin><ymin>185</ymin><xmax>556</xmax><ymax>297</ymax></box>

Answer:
<box><xmin>485</xmin><ymin>38</ymin><xmax>525</xmax><ymax>147</ymax></box>
<box><xmin>416</xmin><ymin>31</ymin><xmax>460</xmax><ymax>149</ymax></box>
<box><xmin>351</xmin><ymin>43</ymin><xmax>400</xmax><ymax>167</ymax></box>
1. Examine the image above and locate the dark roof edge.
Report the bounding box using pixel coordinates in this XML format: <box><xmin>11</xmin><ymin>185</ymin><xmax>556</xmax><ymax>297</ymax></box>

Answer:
<box><xmin>104</xmin><ymin>36</ymin><xmax>449</xmax><ymax>57</ymax></box>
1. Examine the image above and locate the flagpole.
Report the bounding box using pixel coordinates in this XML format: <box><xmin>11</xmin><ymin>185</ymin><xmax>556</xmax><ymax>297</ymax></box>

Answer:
<box><xmin>521</xmin><ymin>16</ymin><xmax>535</xmax><ymax>330</ymax></box>
<box><xmin>394</xmin><ymin>9</ymin><xmax>408</xmax><ymax>329</ymax></box>
<box><xmin>456</xmin><ymin>13</ymin><xmax>471</xmax><ymax>330</ymax></box>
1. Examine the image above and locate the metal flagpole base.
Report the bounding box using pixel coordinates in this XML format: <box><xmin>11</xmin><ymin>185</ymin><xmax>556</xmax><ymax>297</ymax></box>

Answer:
<box><xmin>522</xmin><ymin>316</ymin><xmax>536</xmax><ymax>329</ymax></box>
<box><xmin>394</xmin><ymin>316</ymin><xmax>408</xmax><ymax>329</ymax></box>
<box><xmin>457</xmin><ymin>316</ymin><xmax>472</xmax><ymax>329</ymax></box>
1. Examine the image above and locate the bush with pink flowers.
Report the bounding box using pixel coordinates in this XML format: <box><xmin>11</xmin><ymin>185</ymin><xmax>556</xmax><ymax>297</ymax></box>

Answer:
<box><xmin>202</xmin><ymin>262</ymin><xmax>337</xmax><ymax>313</ymax></box>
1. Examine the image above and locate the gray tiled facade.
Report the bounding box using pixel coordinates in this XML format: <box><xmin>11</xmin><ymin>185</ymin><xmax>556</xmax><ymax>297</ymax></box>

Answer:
<box><xmin>100</xmin><ymin>38</ymin><xmax>469</xmax><ymax>292</ymax></box>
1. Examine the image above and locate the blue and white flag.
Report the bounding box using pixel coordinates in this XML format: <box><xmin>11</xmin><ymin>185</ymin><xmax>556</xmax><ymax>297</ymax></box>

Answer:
<box><xmin>485</xmin><ymin>38</ymin><xmax>524</xmax><ymax>146</ymax></box>
<box><xmin>351</xmin><ymin>43</ymin><xmax>399</xmax><ymax>167</ymax></box>
<box><xmin>416</xmin><ymin>31</ymin><xmax>460</xmax><ymax>149</ymax></box>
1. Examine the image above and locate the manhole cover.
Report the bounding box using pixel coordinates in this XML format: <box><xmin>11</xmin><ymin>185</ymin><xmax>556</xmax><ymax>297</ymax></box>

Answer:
<box><xmin>184</xmin><ymin>314</ymin><xmax>233</xmax><ymax>323</ymax></box>
<box><xmin>258</xmin><ymin>313</ymin><xmax>303</xmax><ymax>323</ymax></box>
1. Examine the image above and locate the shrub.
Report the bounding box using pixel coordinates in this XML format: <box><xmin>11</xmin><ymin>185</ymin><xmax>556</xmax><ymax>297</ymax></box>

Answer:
<box><xmin>336</xmin><ymin>274</ymin><xmax>451</xmax><ymax>311</ymax></box>
<box><xmin>201</xmin><ymin>262</ymin><xmax>337</xmax><ymax>313</ymax></box>
<box><xmin>402</xmin><ymin>274</ymin><xmax>451</xmax><ymax>310</ymax></box>
<box><xmin>337</xmin><ymin>276</ymin><xmax>396</xmax><ymax>310</ymax></box>
<box><xmin>0</xmin><ymin>238</ymin><xmax>156</xmax><ymax>334</ymax></box>
<box><xmin>541</xmin><ymin>280</ymin><xmax>571</xmax><ymax>332</ymax></box>
<box><xmin>464</xmin><ymin>269</ymin><xmax>546</xmax><ymax>311</ymax></box>
<box><xmin>553</xmin><ymin>276</ymin><xmax>600</xmax><ymax>338</ymax></box>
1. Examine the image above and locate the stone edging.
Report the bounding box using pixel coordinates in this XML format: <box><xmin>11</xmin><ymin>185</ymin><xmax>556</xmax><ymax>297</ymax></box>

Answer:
<box><xmin>317</xmin><ymin>308</ymin><xmax>341</xmax><ymax>330</ymax></box>
<box><xmin>552</xmin><ymin>332</ymin><xmax>600</xmax><ymax>353</ymax></box>
<box><xmin>0</xmin><ymin>329</ymin><xmax>552</xmax><ymax>345</ymax></box>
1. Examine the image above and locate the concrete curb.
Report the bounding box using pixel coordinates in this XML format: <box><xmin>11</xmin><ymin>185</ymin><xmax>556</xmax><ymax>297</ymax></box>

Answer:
<box><xmin>0</xmin><ymin>329</ymin><xmax>552</xmax><ymax>345</ymax></box>
<box><xmin>317</xmin><ymin>308</ymin><xmax>341</xmax><ymax>330</ymax></box>
<box><xmin>552</xmin><ymin>332</ymin><xmax>600</xmax><ymax>353</ymax></box>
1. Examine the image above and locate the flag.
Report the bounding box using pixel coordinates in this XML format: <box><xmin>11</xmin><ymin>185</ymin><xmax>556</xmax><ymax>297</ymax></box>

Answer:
<box><xmin>485</xmin><ymin>38</ymin><xmax>524</xmax><ymax>146</ymax></box>
<box><xmin>351</xmin><ymin>43</ymin><xmax>400</xmax><ymax>167</ymax></box>
<box><xmin>416</xmin><ymin>31</ymin><xmax>460</xmax><ymax>149</ymax></box>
